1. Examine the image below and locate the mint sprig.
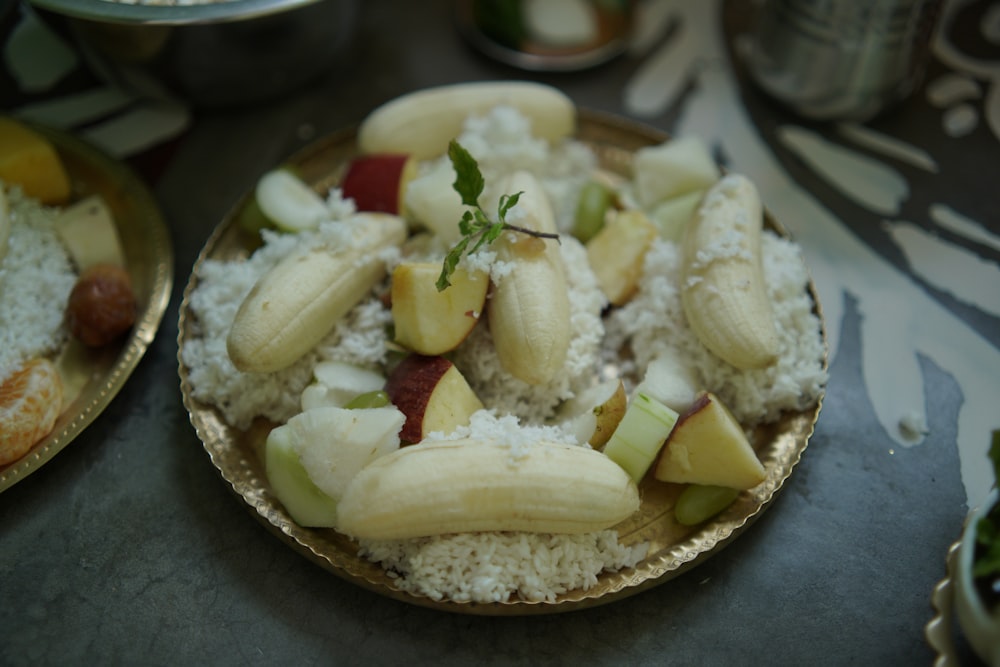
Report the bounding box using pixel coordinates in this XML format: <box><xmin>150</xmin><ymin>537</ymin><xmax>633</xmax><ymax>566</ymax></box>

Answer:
<box><xmin>436</xmin><ymin>140</ymin><xmax>559</xmax><ymax>291</ymax></box>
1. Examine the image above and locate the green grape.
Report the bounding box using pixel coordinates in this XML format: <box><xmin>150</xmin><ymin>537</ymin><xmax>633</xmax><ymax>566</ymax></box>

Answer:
<box><xmin>674</xmin><ymin>484</ymin><xmax>739</xmax><ymax>526</ymax></box>
<box><xmin>572</xmin><ymin>180</ymin><xmax>613</xmax><ymax>243</ymax></box>
<box><xmin>344</xmin><ymin>390</ymin><xmax>390</xmax><ymax>410</ymax></box>
<box><xmin>236</xmin><ymin>196</ymin><xmax>273</xmax><ymax>236</ymax></box>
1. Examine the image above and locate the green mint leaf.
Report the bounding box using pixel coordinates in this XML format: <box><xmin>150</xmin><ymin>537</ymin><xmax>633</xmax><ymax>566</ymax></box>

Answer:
<box><xmin>437</xmin><ymin>236</ymin><xmax>469</xmax><ymax>291</ymax></box>
<box><xmin>448</xmin><ymin>140</ymin><xmax>484</xmax><ymax>207</ymax></box>
<box><xmin>498</xmin><ymin>191</ymin><xmax>523</xmax><ymax>220</ymax></box>
<box><xmin>458</xmin><ymin>210</ymin><xmax>476</xmax><ymax>236</ymax></box>
<box><xmin>437</xmin><ymin>140</ymin><xmax>559</xmax><ymax>292</ymax></box>
<box><xmin>483</xmin><ymin>222</ymin><xmax>506</xmax><ymax>245</ymax></box>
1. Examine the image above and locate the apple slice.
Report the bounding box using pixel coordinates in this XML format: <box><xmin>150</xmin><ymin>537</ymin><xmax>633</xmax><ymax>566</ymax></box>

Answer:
<box><xmin>265</xmin><ymin>405</ymin><xmax>405</xmax><ymax>527</ymax></box>
<box><xmin>558</xmin><ymin>379</ymin><xmax>627</xmax><ymax>447</ymax></box>
<box><xmin>341</xmin><ymin>154</ymin><xmax>417</xmax><ymax>215</ymax></box>
<box><xmin>654</xmin><ymin>391</ymin><xmax>767</xmax><ymax>490</ymax></box>
<box><xmin>255</xmin><ymin>168</ymin><xmax>328</xmax><ymax>233</ymax></box>
<box><xmin>633</xmin><ymin>350</ymin><xmax>700</xmax><ymax>413</ymax></box>
<box><xmin>54</xmin><ymin>195</ymin><xmax>126</xmax><ymax>270</ymax></box>
<box><xmin>602</xmin><ymin>392</ymin><xmax>679</xmax><ymax>483</ymax></box>
<box><xmin>402</xmin><ymin>159</ymin><xmax>467</xmax><ymax>243</ymax></box>
<box><xmin>384</xmin><ymin>354</ymin><xmax>484</xmax><ymax>444</ymax></box>
<box><xmin>586</xmin><ymin>209</ymin><xmax>658</xmax><ymax>306</ymax></box>
<box><xmin>632</xmin><ymin>136</ymin><xmax>720</xmax><ymax>208</ymax></box>
<box><xmin>391</xmin><ymin>262</ymin><xmax>488</xmax><ymax>355</ymax></box>
<box><xmin>300</xmin><ymin>361</ymin><xmax>386</xmax><ymax>412</ymax></box>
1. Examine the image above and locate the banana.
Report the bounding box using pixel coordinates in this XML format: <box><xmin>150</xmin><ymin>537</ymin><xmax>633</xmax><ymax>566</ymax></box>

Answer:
<box><xmin>336</xmin><ymin>438</ymin><xmax>640</xmax><ymax>540</ymax></box>
<box><xmin>680</xmin><ymin>174</ymin><xmax>779</xmax><ymax>370</ymax></box>
<box><xmin>358</xmin><ymin>81</ymin><xmax>576</xmax><ymax>160</ymax></box>
<box><xmin>227</xmin><ymin>213</ymin><xmax>407</xmax><ymax>373</ymax></box>
<box><xmin>486</xmin><ymin>171</ymin><xmax>571</xmax><ymax>385</ymax></box>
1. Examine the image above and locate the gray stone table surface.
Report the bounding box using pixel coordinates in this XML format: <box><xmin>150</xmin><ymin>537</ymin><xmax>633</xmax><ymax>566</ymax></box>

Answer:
<box><xmin>2</xmin><ymin>1</ymin><xmax>997</xmax><ymax>665</ymax></box>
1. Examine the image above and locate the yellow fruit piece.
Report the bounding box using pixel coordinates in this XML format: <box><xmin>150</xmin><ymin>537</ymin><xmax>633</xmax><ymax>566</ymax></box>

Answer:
<box><xmin>586</xmin><ymin>209</ymin><xmax>658</xmax><ymax>306</ymax></box>
<box><xmin>54</xmin><ymin>195</ymin><xmax>126</xmax><ymax>270</ymax></box>
<box><xmin>0</xmin><ymin>117</ymin><xmax>71</xmax><ymax>205</ymax></box>
<box><xmin>0</xmin><ymin>358</ymin><xmax>64</xmax><ymax>466</ymax></box>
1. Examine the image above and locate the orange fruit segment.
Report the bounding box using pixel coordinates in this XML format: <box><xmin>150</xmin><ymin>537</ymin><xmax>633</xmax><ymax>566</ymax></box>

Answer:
<box><xmin>0</xmin><ymin>117</ymin><xmax>71</xmax><ymax>205</ymax></box>
<box><xmin>0</xmin><ymin>358</ymin><xmax>64</xmax><ymax>466</ymax></box>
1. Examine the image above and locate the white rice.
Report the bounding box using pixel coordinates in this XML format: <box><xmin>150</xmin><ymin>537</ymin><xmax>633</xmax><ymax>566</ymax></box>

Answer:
<box><xmin>360</xmin><ymin>530</ymin><xmax>646</xmax><ymax>604</ymax></box>
<box><xmin>0</xmin><ymin>186</ymin><xmax>76</xmax><ymax>383</ymax></box>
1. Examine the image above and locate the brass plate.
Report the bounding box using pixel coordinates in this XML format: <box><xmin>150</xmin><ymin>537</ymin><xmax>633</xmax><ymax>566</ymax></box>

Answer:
<box><xmin>0</xmin><ymin>125</ymin><xmax>174</xmax><ymax>492</ymax></box>
<box><xmin>178</xmin><ymin>109</ymin><xmax>827</xmax><ymax>614</ymax></box>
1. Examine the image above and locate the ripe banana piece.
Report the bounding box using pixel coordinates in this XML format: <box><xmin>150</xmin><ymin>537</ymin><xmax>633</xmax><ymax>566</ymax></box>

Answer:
<box><xmin>487</xmin><ymin>171</ymin><xmax>571</xmax><ymax>385</ymax></box>
<box><xmin>336</xmin><ymin>438</ymin><xmax>640</xmax><ymax>540</ymax></box>
<box><xmin>680</xmin><ymin>174</ymin><xmax>779</xmax><ymax>370</ymax></box>
<box><xmin>358</xmin><ymin>81</ymin><xmax>576</xmax><ymax>160</ymax></box>
<box><xmin>227</xmin><ymin>213</ymin><xmax>407</xmax><ymax>373</ymax></box>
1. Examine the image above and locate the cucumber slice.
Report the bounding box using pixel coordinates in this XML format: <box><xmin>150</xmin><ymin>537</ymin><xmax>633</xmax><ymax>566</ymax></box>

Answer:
<box><xmin>602</xmin><ymin>392</ymin><xmax>679</xmax><ymax>482</ymax></box>
<box><xmin>265</xmin><ymin>405</ymin><xmax>405</xmax><ymax>527</ymax></box>
<box><xmin>265</xmin><ymin>423</ymin><xmax>340</xmax><ymax>527</ymax></box>
<box><xmin>300</xmin><ymin>361</ymin><xmax>386</xmax><ymax>411</ymax></box>
<box><xmin>648</xmin><ymin>189</ymin><xmax>704</xmax><ymax>242</ymax></box>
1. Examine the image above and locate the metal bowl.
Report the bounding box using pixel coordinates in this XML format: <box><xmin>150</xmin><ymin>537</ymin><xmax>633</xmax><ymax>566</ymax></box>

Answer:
<box><xmin>27</xmin><ymin>0</ymin><xmax>358</xmax><ymax>107</ymax></box>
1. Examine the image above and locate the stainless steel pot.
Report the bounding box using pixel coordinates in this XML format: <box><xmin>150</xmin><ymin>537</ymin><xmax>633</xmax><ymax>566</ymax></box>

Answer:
<box><xmin>28</xmin><ymin>0</ymin><xmax>358</xmax><ymax>108</ymax></box>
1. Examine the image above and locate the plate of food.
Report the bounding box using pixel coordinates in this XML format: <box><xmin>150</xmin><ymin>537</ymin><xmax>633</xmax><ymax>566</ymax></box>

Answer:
<box><xmin>0</xmin><ymin>117</ymin><xmax>173</xmax><ymax>491</ymax></box>
<box><xmin>178</xmin><ymin>81</ymin><xmax>827</xmax><ymax>613</ymax></box>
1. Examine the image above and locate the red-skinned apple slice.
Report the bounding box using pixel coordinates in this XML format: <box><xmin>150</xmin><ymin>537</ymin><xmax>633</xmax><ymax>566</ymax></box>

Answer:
<box><xmin>341</xmin><ymin>154</ymin><xmax>417</xmax><ymax>214</ymax></box>
<box><xmin>654</xmin><ymin>391</ymin><xmax>766</xmax><ymax>490</ymax></box>
<box><xmin>391</xmin><ymin>262</ymin><xmax>488</xmax><ymax>355</ymax></box>
<box><xmin>383</xmin><ymin>354</ymin><xmax>484</xmax><ymax>444</ymax></box>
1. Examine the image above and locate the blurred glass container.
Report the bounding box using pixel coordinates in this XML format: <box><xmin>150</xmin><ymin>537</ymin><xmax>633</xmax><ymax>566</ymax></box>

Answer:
<box><xmin>28</xmin><ymin>0</ymin><xmax>358</xmax><ymax>108</ymax></box>
<box><xmin>456</xmin><ymin>0</ymin><xmax>634</xmax><ymax>72</ymax></box>
<box><xmin>745</xmin><ymin>0</ymin><xmax>942</xmax><ymax>121</ymax></box>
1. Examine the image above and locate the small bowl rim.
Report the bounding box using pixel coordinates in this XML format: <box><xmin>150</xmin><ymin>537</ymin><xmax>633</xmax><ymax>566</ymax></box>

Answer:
<box><xmin>27</xmin><ymin>0</ymin><xmax>326</xmax><ymax>26</ymax></box>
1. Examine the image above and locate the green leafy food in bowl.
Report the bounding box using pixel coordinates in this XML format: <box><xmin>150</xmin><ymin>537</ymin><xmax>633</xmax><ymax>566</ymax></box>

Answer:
<box><xmin>974</xmin><ymin>430</ymin><xmax>1000</xmax><ymax>611</ymax></box>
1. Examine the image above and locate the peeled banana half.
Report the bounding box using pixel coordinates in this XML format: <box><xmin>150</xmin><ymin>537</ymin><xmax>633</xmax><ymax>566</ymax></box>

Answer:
<box><xmin>227</xmin><ymin>213</ymin><xmax>407</xmax><ymax>373</ymax></box>
<box><xmin>486</xmin><ymin>171</ymin><xmax>571</xmax><ymax>386</ymax></box>
<box><xmin>680</xmin><ymin>174</ymin><xmax>780</xmax><ymax>370</ymax></box>
<box><xmin>358</xmin><ymin>81</ymin><xmax>576</xmax><ymax>160</ymax></box>
<box><xmin>336</xmin><ymin>438</ymin><xmax>640</xmax><ymax>540</ymax></box>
